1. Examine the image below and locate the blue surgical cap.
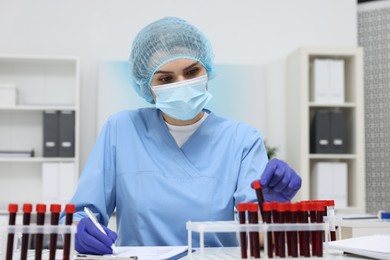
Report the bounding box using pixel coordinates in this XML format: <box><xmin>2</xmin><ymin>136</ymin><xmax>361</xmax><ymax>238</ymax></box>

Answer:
<box><xmin>129</xmin><ymin>16</ymin><xmax>215</xmax><ymax>104</ymax></box>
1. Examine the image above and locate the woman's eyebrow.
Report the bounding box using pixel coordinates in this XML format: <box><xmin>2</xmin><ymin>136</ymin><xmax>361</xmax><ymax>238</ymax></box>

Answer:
<box><xmin>155</xmin><ymin>62</ymin><xmax>200</xmax><ymax>74</ymax></box>
<box><xmin>183</xmin><ymin>62</ymin><xmax>199</xmax><ymax>71</ymax></box>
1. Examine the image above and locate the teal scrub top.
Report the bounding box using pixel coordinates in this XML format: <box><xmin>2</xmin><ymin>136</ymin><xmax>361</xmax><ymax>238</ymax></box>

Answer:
<box><xmin>64</xmin><ymin>108</ymin><xmax>268</xmax><ymax>247</ymax></box>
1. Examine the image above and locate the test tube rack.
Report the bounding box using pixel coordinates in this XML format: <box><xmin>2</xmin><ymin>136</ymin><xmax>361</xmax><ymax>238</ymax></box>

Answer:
<box><xmin>186</xmin><ymin>221</ymin><xmax>332</xmax><ymax>259</ymax></box>
<box><xmin>0</xmin><ymin>224</ymin><xmax>77</xmax><ymax>260</ymax></box>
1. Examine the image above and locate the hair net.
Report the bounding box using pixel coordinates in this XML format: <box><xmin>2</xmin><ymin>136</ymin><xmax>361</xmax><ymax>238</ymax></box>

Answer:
<box><xmin>129</xmin><ymin>16</ymin><xmax>215</xmax><ymax>104</ymax></box>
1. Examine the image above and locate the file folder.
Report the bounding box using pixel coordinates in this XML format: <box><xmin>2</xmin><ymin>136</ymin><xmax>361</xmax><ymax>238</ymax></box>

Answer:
<box><xmin>310</xmin><ymin>110</ymin><xmax>331</xmax><ymax>153</ymax></box>
<box><xmin>58</xmin><ymin>111</ymin><xmax>75</xmax><ymax>157</ymax></box>
<box><xmin>330</xmin><ymin>111</ymin><xmax>345</xmax><ymax>153</ymax></box>
<box><xmin>43</xmin><ymin>111</ymin><xmax>59</xmax><ymax>157</ymax></box>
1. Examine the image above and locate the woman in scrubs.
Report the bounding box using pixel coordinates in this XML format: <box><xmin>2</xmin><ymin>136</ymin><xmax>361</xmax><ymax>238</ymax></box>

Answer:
<box><xmin>67</xmin><ymin>16</ymin><xmax>302</xmax><ymax>255</ymax></box>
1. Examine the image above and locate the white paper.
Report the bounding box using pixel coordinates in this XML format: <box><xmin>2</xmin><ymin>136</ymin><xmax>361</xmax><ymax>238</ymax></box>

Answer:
<box><xmin>75</xmin><ymin>246</ymin><xmax>188</xmax><ymax>260</ymax></box>
<box><xmin>327</xmin><ymin>234</ymin><xmax>390</xmax><ymax>259</ymax></box>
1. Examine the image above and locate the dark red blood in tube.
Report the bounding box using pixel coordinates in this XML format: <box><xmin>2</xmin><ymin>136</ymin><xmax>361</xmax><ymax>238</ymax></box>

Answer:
<box><xmin>20</xmin><ymin>204</ymin><xmax>32</xmax><ymax>260</ymax></box>
<box><xmin>263</xmin><ymin>202</ymin><xmax>273</xmax><ymax>258</ymax></box>
<box><xmin>63</xmin><ymin>204</ymin><xmax>75</xmax><ymax>260</ymax></box>
<box><xmin>237</xmin><ymin>202</ymin><xmax>248</xmax><ymax>259</ymax></box>
<box><xmin>6</xmin><ymin>204</ymin><xmax>18</xmax><ymax>260</ymax></box>
<box><xmin>251</xmin><ymin>180</ymin><xmax>265</xmax><ymax>221</ymax></box>
<box><xmin>35</xmin><ymin>204</ymin><xmax>47</xmax><ymax>260</ymax></box>
<box><xmin>49</xmin><ymin>204</ymin><xmax>61</xmax><ymax>260</ymax></box>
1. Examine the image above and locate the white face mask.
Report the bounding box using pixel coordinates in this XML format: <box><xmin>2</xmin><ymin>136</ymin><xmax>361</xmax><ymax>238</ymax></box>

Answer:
<box><xmin>151</xmin><ymin>75</ymin><xmax>212</xmax><ymax>120</ymax></box>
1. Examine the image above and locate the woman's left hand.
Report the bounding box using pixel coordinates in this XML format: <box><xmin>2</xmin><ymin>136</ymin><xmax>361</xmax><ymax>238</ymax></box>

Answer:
<box><xmin>260</xmin><ymin>158</ymin><xmax>302</xmax><ymax>202</ymax></box>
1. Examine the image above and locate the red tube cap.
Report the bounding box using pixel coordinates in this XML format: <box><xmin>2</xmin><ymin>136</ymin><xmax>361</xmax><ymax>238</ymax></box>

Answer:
<box><xmin>36</xmin><ymin>204</ymin><xmax>47</xmax><ymax>213</ymax></box>
<box><xmin>237</xmin><ymin>202</ymin><xmax>247</xmax><ymax>212</ymax></box>
<box><xmin>290</xmin><ymin>203</ymin><xmax>299</xmax><ymax>212</ymax></box>
<box><xmin>8</xmin><ymin>204</ymin><xmax>18</xmax><ymax>213</ymax></box>
<box><xmin>263</xmin><ymin>202</ymin><xmax>273</xmax><ymax>211</ymax></box>
<box><xmin>299</xmin><ymin>202</ymin><xmax>310</xmax><ymax>212</ymax></box>
<box><xmin>50</xmin><ymin>204</ymin><xmax>62</xmax><ymax>213</ymax></box>
<box><xmin>23</xmin><ymin>203</ymin><xmax>33</xmax><ymax>213</ymax></box>
<box><xmin>65</xmin><ymin>204</ymin><xmax>76</xmax><ymax>213</ymax></box>
<box><xmin>248</xmin><ymin>202</ymin><xmax>259</xmax><ymax>212</ymax></box>
<box><xmin>276</xmin><ymin>202</ymin><xmax>288</xmax><ymax>212</ymax></box>
<box><xmin>251</xmin><ymin>180</ymin><xmax>262</xmax><ymax>190</ymax></box>
<box><xmin>327</xmin><ymin>200</ymin><xmax>335</xmax><ymax>207</ymax></box>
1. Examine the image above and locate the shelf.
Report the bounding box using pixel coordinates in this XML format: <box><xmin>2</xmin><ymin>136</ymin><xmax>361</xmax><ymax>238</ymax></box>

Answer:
<box><xmin>309</xmin><ymin>154</ymin><xmax>357</xmax><ymax>159</ymax></box>
<box><xmin>0</xmin><ymin>54</ymin><xmax>80</xmax><ymax>206</ymax></box>
<box><xmin>286</xmin><ymin>47</ymin><xmax>365</xmax><ymax>211</ymax></box>
<box><xmin>0</xmin><ymin>157</ymin><xmax>76</xmax><ymax>163</ymax></box>
<box><xmin>309</xmin><ymin>102</ymin><xmax>356</xmax><ymax>108</ymax></box>
<box><xmin>0</xmin><ymin>105</ymin><xmax>76</xmax><ymax>111</ymax></box>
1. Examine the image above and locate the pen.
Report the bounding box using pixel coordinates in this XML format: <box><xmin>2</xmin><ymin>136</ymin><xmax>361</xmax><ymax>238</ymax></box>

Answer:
<box><xmin>84</xmin><ymin>207</ymin><xmax>118</xmax><ymax>254</ymax></box>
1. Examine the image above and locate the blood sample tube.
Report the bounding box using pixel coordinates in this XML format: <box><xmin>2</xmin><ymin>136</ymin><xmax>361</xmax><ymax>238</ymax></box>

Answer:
<box><xmin>285</xmin><ymin>202</ymin><xmax>292</xmax><ymax>257</ymax></box>
<box><xmin>63</xmin><ymin>204</ymin><xmax>75</xmax><ymax>260</ymax></box>
<box><xmin>6</xmin><ymin>204</ymin><xmax>18</xmax><ymax>260</ymax></box>
<box><xmin>248</xmin><ymin>203</ymin><xmax>260</xmax><ymax>259</ymax></box>
<box><xmin>35</xmin><ymin>204</ymin><xmax>46</xmax><ymax>260</ymax></box>
<box><xmin>263</xmin><ymin>202</ymin><xmax>273</xmax><ymax>258</ymax></box>
<box><xmin>316</xmin><ymin>202</ymin><xmax>325</xmax><ymax>257</ymax></box>
<box><xmin>290</xmin><ymin>203</ymin><xmax>299</xmax><ymax>258</ymax></box>
<box><xmin>237</xmin><ymin>202</ymin><xmax>248</xmax><ymax>259</ymax></box>
<box><xmin>298</xmin><ymin>202</ymin><xmax>310</xmax><ymax>257</ymax></box>
<box><xmin>309</xmin><ymin>201</ymin><xmax>317</xmax><ymax>256</ymax></box>
<box><xmin>276</xmin><ymin>202</ymin><xmax>287</xmax><ymax>258</ymax></box>
<box><xmin>272</xmin><ymin>202</ymin><xmax>280</xmax><ymax>257</ymax></box>
<box><xmin>327</xmin><ymin>200</ymin><xmax>336</xmax><ymax>241</ymax></box>
<box><xmin>251</xmin><ymin>180</ymin><xmax>265</xmax><ymax>221</ymax></box>
<box><xmin>20</xmin><ymin>203</ymin><xmax>33</xmax><ymax>260</ymax></box>
<box><xmin>49</xmin><ymin>204</ymin><xmax>61</xmax><ymax>260</ymax></box>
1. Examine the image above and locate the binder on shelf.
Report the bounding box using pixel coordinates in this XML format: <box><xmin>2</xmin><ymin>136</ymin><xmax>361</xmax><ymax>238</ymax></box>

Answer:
<box><xmin>330</xmin><ymin>111</ymin><xmax>345</xmax><ymax>153</ymax></box>
<box><xmin>43</xmin><ymin>110</ymin><xmax>59</xmax><ymax>157</ymax></box>
<box><xmin>59</xmin><ymin>111</ymin><xmax>75</xmax><ymax>157</ymax></box>
<box><xmin>311</xmin><ymin>59</ymin><xmax>345</xmax><ymax>103</ymax></box>
<box><xmin>310</xmin><ymin>110</ymin><xmax>331</xmax><ymax>153</ymax></box>
<box><xmin>42</xmin><ymin>162</ymin><xmax>75</xmax><ymax>203</ymax></box>
<box><xmin>329</xmin><ymin>59</ymin><xmax>345</xmax><ymax>103</ymax></box>
<box><xmin>311</xmin><ymin>162</ymin><xmax>348</xmax><ymax>208</ymax></box>
<box><xmin>311</xmin><ymin>59</ymin><xmax>329</xmax><ymax>103</ymax></box>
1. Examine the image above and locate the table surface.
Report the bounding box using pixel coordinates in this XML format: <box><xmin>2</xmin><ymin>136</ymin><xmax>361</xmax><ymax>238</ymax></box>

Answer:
<box><xmin>180</xmin><ymin>247</ymin><xmax>370</xmax><ymax>259</ymax></box>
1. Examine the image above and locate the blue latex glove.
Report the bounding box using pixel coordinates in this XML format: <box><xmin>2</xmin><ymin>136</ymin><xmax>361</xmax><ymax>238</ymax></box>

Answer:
<box><xmin>260</xmin><ymin>158</ymin><xmax>302</xmax><ymax>202</ymax></box>
<box><xmin>75</xmin><ymin>217</ymin><xmax>118</xmax><ymax>255</ymax></box>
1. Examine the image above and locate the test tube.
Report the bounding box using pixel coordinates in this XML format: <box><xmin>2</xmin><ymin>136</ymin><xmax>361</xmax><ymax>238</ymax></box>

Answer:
<box><xmin>285</xmin><ymin>202</ymin><xmax>292</xmax><ymax>257</ymax></box>
<box><xmin>262</xmin><ymin>202</ymin><xmax>273</xmax><ymax>258</ymax></box>
<box><xmin>49</xmin><ymin>204</ymin><xmax>61</xmax><ymax>260</ymax></box>
<box><xmin>276</xmin><ymin>202</ymin><xmax>287</xmax><ymax>258</ymax></box>
<box><xmin>20</xmin><ymin>203</ymin><xmax>33</xmax><ymax>260</ymax></box>
<box><xmin>248</xmin><ymin>203</ymin><xmax>260</xmax><ymax>259</ymax></box>
<box><xmin>251</xmin><ymin>180</ymin><xmax>265</xmax><ymax>221</ymax></box>
<box><xmin>298</xmin><ymin>202</ymin><xmax>310</xmax><ymax>257</ymax></box>
<box><xmin>272</xmin><ymin>202</ymin><xmax>280</xmax><ymax>257</ymax></box>
<box><xmin>6</xmin><ymin>204</ymin><xmax>18</xmax><ymax>260</ymax></box>
<box><xmin>315</xmin><ymin>202</ymin><xmax>325</xmax><ymax>257</ymax></box>
<box><xmin>63</xmin><ymin>204</ymin><xmax>75</xmax><ymax>260</ymax></box>
<box><xmin>35</xmin><ymin>204</ymin><xmax>46</xmax><ymax>260</ymax></box>
<box><xmin>308</xmin><ymin>201</ymin><xmax>317</xmax><ymax>256</ymax></box>
<box><xmin>237</xmin><ymin>202</ymin><xmax>248</xmax><ymax>259</ymax></box>
<box><xmin>289</xmin><ymin>203</ymin><xmax>299</xmax><ymax>258</ymax></box>
<box><xmin>327</xmin><ymin>200</ymin><xmax>336</xmax><ymax>241</ymax></box>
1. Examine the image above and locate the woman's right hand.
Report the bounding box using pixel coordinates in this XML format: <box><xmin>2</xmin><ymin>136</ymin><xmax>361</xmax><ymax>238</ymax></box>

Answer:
<box><xmin>75</xmin><ymin>217</ymin><xmax>117</xmax><ymax>255</ymax></box>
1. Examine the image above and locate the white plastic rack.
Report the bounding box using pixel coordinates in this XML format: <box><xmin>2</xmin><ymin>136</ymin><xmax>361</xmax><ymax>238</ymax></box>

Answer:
<box><xmin>0</xmin><ymin>224</ymin><xmax>77</xmax><ymax>260</ymax></box>
<box><xmin>186</xmin><ymin>221</ymin><xmax>331</xmax><ymax>259</ymax></box>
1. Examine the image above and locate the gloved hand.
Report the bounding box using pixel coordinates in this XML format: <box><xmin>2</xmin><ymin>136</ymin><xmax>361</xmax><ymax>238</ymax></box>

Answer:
<box><xmin>75</xmin><ymin>217</ymin><xmax>118</xmax><ymax>255</ymax></box>
<box><xmin>260</xmin><ymin>158</ymin><xmax>302</xmax><ymax>202</ymax></box>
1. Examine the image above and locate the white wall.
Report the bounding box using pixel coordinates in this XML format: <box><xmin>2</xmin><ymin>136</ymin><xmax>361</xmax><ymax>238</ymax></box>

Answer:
<box><xmin>0</xmin><ymin>0</ymin><xmax>357</xmax><ymax>171</ymax></box>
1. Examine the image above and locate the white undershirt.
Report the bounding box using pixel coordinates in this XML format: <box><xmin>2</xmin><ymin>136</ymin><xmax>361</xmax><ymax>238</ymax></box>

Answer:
<box><xmin>165</xmin><ymin>112</ymin><xmax>209</xmax><ymax>148</ymax></box>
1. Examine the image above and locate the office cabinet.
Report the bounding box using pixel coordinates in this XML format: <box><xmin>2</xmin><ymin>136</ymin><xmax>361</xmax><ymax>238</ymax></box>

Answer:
<box><xmin>285</xmin><ymin>47</ymin><xmax>365</xmax><ymax>213</ymax></box>
<box><xmin>0</xmin><ymin>55</ymin><xmax>80</xmax><ymax>209</ymax></box>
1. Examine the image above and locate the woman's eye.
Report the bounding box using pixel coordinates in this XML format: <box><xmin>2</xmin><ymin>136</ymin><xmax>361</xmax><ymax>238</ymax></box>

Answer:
<box><xmin>159</xmin><ymin>76</ymin><xmax>172</xmax><ymax>83</ymax></box>
<box><xmin>186</xmin><ymin>68</ymin><xmax>199</xmax><ymax>77</ymax></box>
